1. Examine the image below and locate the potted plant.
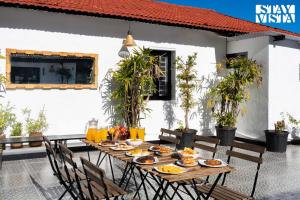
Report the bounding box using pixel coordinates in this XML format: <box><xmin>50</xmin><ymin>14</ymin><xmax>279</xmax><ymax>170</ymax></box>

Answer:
<box><xmin>208</xmin><ymin>56</ymin><xmax>262</xmax><ymax>145</ymax></box>
<box><xmin>111</xmin><ymin>48</ymin><xmax>159</xmax><ymax>129</ymax></box>
<box><xmin>0</xmin><ymin>102</ymin><xmax>16</xmax><ymax>149</ymax></box>
<box><xmin>23</xmin><ymin>108</ymin><xmax>48</xmax><ymax>147</ymax></box>
<box><xmin>265</xmin><ymin>120</ymin><xmax>289</xmax><ymax>152</ymax></box>
<box><xmin>175</xmin><ymin>53</ymin><xmax>198</xmax><ymax>149</ymax></box>
<box><xmin>10</xmin><ymin>122</ymin><xmax>23</xmax><ymax>149</ymax></box>
<box><xmin>285</xmin><ymin>113</ymin><xmax>300</xmax><ymax>141</ymax></box>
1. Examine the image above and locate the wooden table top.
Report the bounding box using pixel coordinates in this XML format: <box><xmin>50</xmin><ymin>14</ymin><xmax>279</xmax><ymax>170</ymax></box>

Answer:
<box><xmin>83</xmin><ymin>140</ymin><xmax>234</xmax><ymax>183</ymax></box>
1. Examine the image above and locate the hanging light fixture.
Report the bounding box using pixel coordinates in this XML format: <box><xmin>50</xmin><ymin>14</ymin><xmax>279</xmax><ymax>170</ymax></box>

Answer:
<box><xmin>124</xmin><ymin>23</ymin><xmax>136</xmax><ymax>47</ymax></box>
<box><xmin>118</xmin><ymin>39</ymin><xmax>130</xmax><ymax>58</ymax></box>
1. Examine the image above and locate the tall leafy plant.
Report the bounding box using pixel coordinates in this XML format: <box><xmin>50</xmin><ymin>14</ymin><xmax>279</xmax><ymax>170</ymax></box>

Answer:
<box><xmin>208</xmin><ymin>56</ymin><xmax>262</xmax><ymax>127</ymax></box>
<box><xmin>0</xmin><ymin>102</ymin><xmax>16</xmax><ymax>134</ymax></box>
<box><xmin>22</xmin><ymin>108</ymin><xmax>48</xmax><ymax>134</ymax></box>
<box><xmin>112</xmin><ymin>48</ymin><xmax>159</xmax><ymax>128</ymax></box>
<box><xmin>176</xmin><ymin>53</ymin><xmax>198</xmax><ymax>130</ymax></box>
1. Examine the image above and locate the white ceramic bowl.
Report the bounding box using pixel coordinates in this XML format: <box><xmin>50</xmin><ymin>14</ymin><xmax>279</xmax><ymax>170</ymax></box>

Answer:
<box><xmin>126</xmin><ymin>139</ymin><xmax>143</xmax><ymax>146</ymax></box>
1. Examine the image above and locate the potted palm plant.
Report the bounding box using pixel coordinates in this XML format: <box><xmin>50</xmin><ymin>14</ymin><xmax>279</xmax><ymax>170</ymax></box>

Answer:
<box><xmin>208</xmin><ymin>56</ymin><xmax>262</xmax><ymax>145</ymax></box>
<box><xmin>175</xmin><ymin>53</ymin><xmax>198</xmax><ymax>149</ymax></box>
<box><xmin>112</xmin><ymin>48</ymin><xmax>159</xmax><ymax>130</ymax></box>
<box><xmin>265</xmin><ymin>120</ymin><xmax>289</xmax><ymax>152</ymax></box>
<box><xmin>10</xmin><ymin>122</ymin><xmax>23</xmax><ymax>149</ymax></box>
<box><xmin>0</xmin><ymin>102</ymin><xmax>16</xmax><ymax>149</ymax></box>
<box><xmin>23</xmin><ymin>108</ymin><xmax>48</xmax><ymax>147</ymax></box>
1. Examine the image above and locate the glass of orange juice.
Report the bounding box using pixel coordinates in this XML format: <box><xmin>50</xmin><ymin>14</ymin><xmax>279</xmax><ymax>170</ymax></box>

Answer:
<box><xmin>100</xmin><ymin>127</ymin><xmax>108</xmax><ymax>141</ymax></box>
<box><xmin>94</xmin><ymin>128</ymin><xmax>102</xmax><ymax>143</ymax></box>
<box><xmin>130</xmin><ymin>127</ymin><xmax>137</xmax><ymax>141</ymax></box>
<box><xmin>137</xmin><ymin>127</ymin><xmax>145</xmax><ymax>141</ymax></box>
<box><xmin>86</xmin><ymin>127</ymin><xmax>97</xmax><ymax>142</ymax></box>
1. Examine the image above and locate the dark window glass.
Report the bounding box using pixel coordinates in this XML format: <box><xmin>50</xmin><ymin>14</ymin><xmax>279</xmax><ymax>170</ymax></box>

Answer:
<box><xmin>10</xmin><ymin>53</ymin><xmax>95</xmax><ymax>84</ymax></box>
<box><xmin>150</xmin><ymin>50</ymin><xmax>172</xmax><ymax>100</ymax></box>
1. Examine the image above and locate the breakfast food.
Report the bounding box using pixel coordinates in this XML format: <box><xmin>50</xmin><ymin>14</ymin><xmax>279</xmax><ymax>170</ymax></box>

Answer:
<box><xmin>158</xmin><ymin>146</ymin><xmax>172</xmax><ymax>153</ymax></box>
<box><xmin>157</xmin><ymin>165</ymin><xmax>184</xmax><ymax>174</ymax></box>
<box><xmin>100</xmin><ymin>140</ymin><xmax>116</xmax><ymax>146</ymax></box>
<box><xmin>127</xmin><ymin>149</ymin><xmax>150</xmax><ymax>157</ymax></box>
<box><xmin>180</xmin><ymin>157</ymin><xmax>196</xmax><ymax>165</ymax></box>
<box><xmin>111</xmin><ymin>143</ymin><xmax>134</xmax><ymax>150</ymax></box>
<box><xmin>136</xmin><ymin>156</ymin><xmax>156</xmax><ymax>164</ymax></box>
<box><xmin>204</xmin><ymin>159</ymin><xmax>222</xmax><ymax>166</ymax></box>
<box><xmin>150</xmin><ymin>146</ymin><xmax>161</xmax><ymax>151</ymax></box>
<box><xmin>180</xmin><ymin>147</ymin><xmax>197</xmax><ymax>155</ymax></box>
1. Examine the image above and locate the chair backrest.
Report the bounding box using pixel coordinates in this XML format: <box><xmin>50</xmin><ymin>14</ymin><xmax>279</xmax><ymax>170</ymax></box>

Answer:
<box><xmin>44</xmin><ymin>142</ymin><xmax>63</xmax><ymax>182</ymax></box>
<box><xmin>59</xmin><ymin>144</ymin><xmax>84</xmax><ymax>200</ymax></box>
<box><xmin>159</xmin><ymin>128</ymin><xmax>182</xmax><ymax>145</ymax></box>
<box><xmin>80</xmin><ymin>157</ymin><xmax>109</xmax><ymax>200</ymax></box>
<box><xmin>193</xmin><ymin>135</ymin><xmax>220</xmax><ymax>158</ymax></box>
<box><xmin>223</xmin><ymin>140</ymin><xmax>266</xmax><ymax>197</ymax></box>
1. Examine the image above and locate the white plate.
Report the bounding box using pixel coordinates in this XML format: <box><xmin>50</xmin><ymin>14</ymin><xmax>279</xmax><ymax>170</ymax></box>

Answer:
<box><xmin>110</xmin><ymin>146</ymin><xmax>135</xmax><ymax>151</ymax></box>
<box><xmin>198</xmin><ymin>159</ymin><xmax>228</xmax><ymax>168</ymax></box>
<box><xmin>175</xmin><ymin>160</ymin><xmax>198</xmax><ymax>167</ymax></box>
<box><xmin>126</xmin><ymin>139</ymin><xmax>143</xmax><ymax>146</ymax></box>
<box><xmin>154</xmin><ymin>164</ymin><xmax>187</xmax><ymax>174</ymax></box>
<box><xmin>154</xmin><ymin>151</ymin><xmax>173</xmax><ymax>156</ymax></box>
<box><xmin>149</xmin><ymin>145</ymin><xmax>170</xmax><ymax>152</ymax></box>
<box><xmin>133</xmin><ymin>156</ymin><xmax>159</xmax><ymax>165</ymax></box>
<box><xmin>125</xmin><ymin>151</ymin><xmax>151</xmax><ymax>157</ymax></box>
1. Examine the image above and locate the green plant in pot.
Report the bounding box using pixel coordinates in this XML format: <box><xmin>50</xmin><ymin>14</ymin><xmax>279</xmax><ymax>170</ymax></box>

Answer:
<box><xmin>208</xmin><ymin>56</ymin><xmax>262</xmax><ymax>146</ymax></box>
<box><xmin>10</xmin><ymin>122</ymin><xmax>23</xmax><ymax>149</ymax></box>
<box><xmin>0</xmin><ymin>102</ymin><xmax>16</xmax><ymax>149</ymax></box>
<box><xmin>23</xmin><ymin>108</ymin><xmax>48</xmax><ymax>147</ymax></box>
<box><xmin>111</xmin><ymin>48</ymin><xmax>159</xmax><ymax>129</ymax></box>
<box><xmin>175</xmin><ymin>53</ymin><xmax>198</xmax><ymax>149</ymax></box>
<box><xmin>265</xmin><ymin>119</ymin><xmax>289</xmax><ymax>152</ymax></box>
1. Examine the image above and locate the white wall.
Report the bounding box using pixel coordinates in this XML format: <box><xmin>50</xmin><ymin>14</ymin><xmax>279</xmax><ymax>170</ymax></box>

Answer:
<box><xmin>268</xmin><ymin>39</ymin><xmax>300</xmax><ymax>136</ymax></box>
<box><xmin>227</xmin><ymin>36</ymin><xmax>269</xmax><ymax>141</ymax></box>
<box><xmin>0</xmin><ymin>7</ymin><xmax>226</xmax><ymax>140</ymax></box>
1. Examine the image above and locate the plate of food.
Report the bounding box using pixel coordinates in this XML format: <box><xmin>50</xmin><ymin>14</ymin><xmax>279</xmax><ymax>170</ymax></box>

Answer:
<box><xmin>178</xmin><ymin>147</ymin><xmax>199</xmax><ymax>158</ymax></box>
<box><xmin>126</xmin><ymin>139</ymin><xmax>143</xmax><ymax>146</ymax></box>
<box><xmin>110</xmin><ymin>143</ymin><xmax>135</xmax><ymax>151</ymax></box>
<box><xmin>198</xmin><ymin>159</ymin><xmax>228</xmax><ymax>168</ymax></box>
<box><xmin>99</xmin><ymin>140</ymin><xmax>117</xmax><ymax>147</ymax></box>
<box><xmin>154</xmin><ymin>164</ymin><xmax>187</xmax><ymax>175</ymax></box>
<box><xmin>148</xmin><ymin>145</ymin><xmax>163</xmax><ymax>152</ymax></box>
<box><xmin>125</xmin><ymin>149</ymin><xmax>151</xmax><ymax>157</ymax></box>
<box><xmin>133</xmin><ymin>156</ymin><xmax>159</xmax><ymax>165</ymax></box>
<box><xmin>176</xmin><ymin>157</ymin><xmax>198</xmax><ymax>167</ymax></box>
<box><xmin>154</xmin><ymin>146</ymin><xmax>173</xmax><ymax>156</ymax></box>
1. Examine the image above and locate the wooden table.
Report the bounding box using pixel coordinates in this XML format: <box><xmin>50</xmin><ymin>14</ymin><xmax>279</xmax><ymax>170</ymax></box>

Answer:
<box><xmin>83</xmin><ymin>140</ymin><xmax>234</xmax><ymax>200</ymax></box>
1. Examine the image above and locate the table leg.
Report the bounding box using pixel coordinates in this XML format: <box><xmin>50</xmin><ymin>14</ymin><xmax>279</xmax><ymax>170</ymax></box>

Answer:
<box><xmin>131</xmin><ymin>167</ymin><xmax>141</xmax><ymax>200</ymax></box>
<box><xmin>152</xmin><ymin>179</ymin><xmax>165</xmax><ymax>200</ymax></box>
<box><xmin>193</xmin><ymin>173</ymin><xmax>223</xmax><ymax>200</ymax></box>
<box><xmin>95</xmin><ymin>151</ymin><xmax>102</xmax><ymax>166</ymax></box>
<box><xmin>108</xmin><ymin>155</ymin><xmax>115</xmax><ymax>183</ymax></box>
<box><xmin>119</xmin><ymin>162</ymin><xmax>131</xmax><ymax>187</ymax></box>
<box><xmin>132</xmin><ymin>170</ymin><xmax>149</xmax><ymax>200</ymax></box>
<box><xmin>159</xmin><ymin>182</ymin><xmax>170</xmax><ymax>200</ymax></box>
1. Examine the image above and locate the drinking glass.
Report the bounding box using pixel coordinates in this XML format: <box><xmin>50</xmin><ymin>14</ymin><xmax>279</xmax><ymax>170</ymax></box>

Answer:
<box><xmin>94</xmin><ymin>128</ymin><xmax>102</xmax><ymax>143</ymax></box>
<box><xmin>137</xmin><ymin>127</ymin><xmax>145</xmax><ymax>141</ymax></box>
<box><xmin>130</xmin><ymin>127</ymin><xmax>137</xmax><ymax>141</ymax></box>
<box><xmin>100</xmin><ymin>127</ymin><xmax>108</xmax><ymax>141</ymax></box>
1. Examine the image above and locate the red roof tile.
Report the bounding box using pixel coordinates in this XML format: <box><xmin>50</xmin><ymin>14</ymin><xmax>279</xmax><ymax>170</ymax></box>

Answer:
<box><xmin>0</xmin><ymin>0</ymin><xmax>299</xmax><ymax>37</ymax></box>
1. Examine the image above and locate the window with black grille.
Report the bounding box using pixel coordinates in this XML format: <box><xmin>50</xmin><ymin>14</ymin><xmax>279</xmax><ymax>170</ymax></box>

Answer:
<box><xmin>150</xmin><ymin>50</ymin><xmax>172</xmax><ymax>100</ymax></box>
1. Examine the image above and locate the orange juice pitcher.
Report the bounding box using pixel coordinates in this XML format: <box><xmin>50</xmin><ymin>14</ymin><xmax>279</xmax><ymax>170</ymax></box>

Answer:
<box><xmin>85</xmin><ymin>118</ymin><xmax>98</xmax><ymax>142</ymax></box>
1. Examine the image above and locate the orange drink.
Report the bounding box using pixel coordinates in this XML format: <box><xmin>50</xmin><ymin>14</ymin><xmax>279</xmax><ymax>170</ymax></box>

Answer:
<box><xmin>94</xmin><ymin>129</ymin><xmax>102</xmax><ymax>143</ymax></box>
<box><xmin>137</xmin><ymin>127</ymin><xmax>145</xmax><ymax>141</ymax></box>
<box><xmin>130</xmin><ymin>127</ymin><xmax>137</xmax><ymax>141</ymax></box>
<box><xmin>86</xmin><ymin>128</ymin><xmax>97</xmax><ymax>141</ymax></box>
<box><xmin>100</xmin><ymin>128</ymin><xmax>108</xmax><ymax>141</ymax></box>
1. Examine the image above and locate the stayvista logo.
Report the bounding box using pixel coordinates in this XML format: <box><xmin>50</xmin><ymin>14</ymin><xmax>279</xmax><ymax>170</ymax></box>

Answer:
<box><xmin>256</xmin><ymin>5</ymin><xmax>296</xmax><ymax>23</ymax></box>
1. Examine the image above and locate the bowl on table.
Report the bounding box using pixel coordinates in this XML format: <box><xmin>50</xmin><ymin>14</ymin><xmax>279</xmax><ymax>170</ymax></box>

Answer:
<box><xmin>126</xmin><ymin>139</ymin><xmax>143</xmax><ymax>146</ymax></box>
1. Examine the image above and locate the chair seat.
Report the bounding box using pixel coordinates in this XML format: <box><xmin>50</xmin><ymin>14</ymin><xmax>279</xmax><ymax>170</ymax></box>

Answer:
<box><xmin>197</xmin><ymin>184</ymin><xmax>253</xmax><ymax>200</ymax></box>
<box><xmin>81</xmin><ymin>179</ymin><xmax>126</xmax><ymax>199</ymax></box>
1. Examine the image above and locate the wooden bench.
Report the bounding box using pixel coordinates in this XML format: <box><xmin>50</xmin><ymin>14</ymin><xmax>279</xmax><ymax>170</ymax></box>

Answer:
<box><xmin>0</xmin><ymin>134</ymin><xmax>85</xmax><ymax>169</ymax></box>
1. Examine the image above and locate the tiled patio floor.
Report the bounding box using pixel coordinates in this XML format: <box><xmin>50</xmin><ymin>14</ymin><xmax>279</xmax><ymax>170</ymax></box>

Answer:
<box><xmin>1</xmin><ymin>143</ymin><xmax>300</xmax><ymax>200</ymax></box>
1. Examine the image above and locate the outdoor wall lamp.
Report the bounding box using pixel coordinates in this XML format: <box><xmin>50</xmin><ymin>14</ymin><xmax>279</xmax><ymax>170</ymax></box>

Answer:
<box><xmin>118</xmin><ymin>39</ymin><xmax>130</xmax><ymax>58</ymax></box>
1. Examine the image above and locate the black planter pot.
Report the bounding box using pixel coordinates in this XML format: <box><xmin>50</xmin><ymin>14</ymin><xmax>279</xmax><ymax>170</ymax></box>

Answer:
<box><xmin>216</xmin><ymin>126</ymin><xmax>236</xmax><ymax>146</ymax></box>
<box><xmin>176</xmin><ymin>129</ymin><xmax>197</xmax><ymax>150</ymax></box>
<box><xmin>265</xmin><ymin>130</ymin><xmax>289</xmax><ymax>152</ymax></box>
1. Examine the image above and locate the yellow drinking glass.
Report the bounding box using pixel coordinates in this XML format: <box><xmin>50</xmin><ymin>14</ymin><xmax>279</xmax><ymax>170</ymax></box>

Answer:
<box><xmin>137</xmin><ymin>127</ymin><xmax>145</xmax><ymax>141</ymax></box>
<box><xmin>100</xmin><ymin>127</ymin><xmax>108</xmax><ymax>141</ymax></box>
<box><xmin>86</xmin><ymin>128</ymin><xmax>97</xmax><ymax>142</ymax></box>
<box><xmin>94</xmin><ymin>129</ymin><xmax>102</xmax><ymax>143</ymax></box>
<box><xmin>130</xmin><ymin>127</ymin><xmax>137</xmax><ymax>141</ymax></box>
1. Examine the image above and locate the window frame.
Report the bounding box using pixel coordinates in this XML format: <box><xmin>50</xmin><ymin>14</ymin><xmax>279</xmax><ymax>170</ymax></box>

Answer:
<box><xmin>5</xmin><ymin>49</ymin><xmax>98</xmax><ymax>89</ymax></box>
<box><xmin>149</xmin><ymin>50</ymin><xmax>172</xmax><ymax>101</ymax></box>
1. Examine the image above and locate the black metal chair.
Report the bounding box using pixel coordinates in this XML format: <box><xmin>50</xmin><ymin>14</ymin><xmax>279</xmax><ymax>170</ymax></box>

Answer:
<box><xmin>44</xmin><ymin>142</ymin><xmax>77</xmax><ymax>200</ymax></box>
<box><xmin>59</xmin><ymin>144</ymin><xmax>86</xmax><ymax>200</ymax></box>
<box><xmin>80</xmin><ymin>157</ymin><xmax>126</xmax><ymax>200</ymax></box>
<box><xmin>196</xmin><ymin>140</ymin><xmax>266</xmax><ymax>200</ymax></box>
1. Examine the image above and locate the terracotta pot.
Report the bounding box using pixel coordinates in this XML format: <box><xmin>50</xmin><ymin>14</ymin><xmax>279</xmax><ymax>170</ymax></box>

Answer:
<box><xmin>10</xmin><ymin>136</ymin><xmax>23</xmax><ymax>149</ymax></box>
<box><xmin>29</xmin><ymin>132</ymin><xmax>43</xmax><ymax>147</ymax></box>
<box><xmin>0</xmin><ymin>133</ymin><xmax>6</xmax><ymax>150</ymax></box>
